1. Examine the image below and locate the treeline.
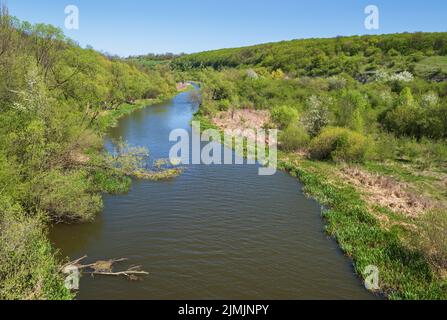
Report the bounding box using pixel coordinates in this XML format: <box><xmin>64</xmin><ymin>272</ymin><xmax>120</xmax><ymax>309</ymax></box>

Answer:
<box><xmin>0</xmin><ymin>7</ymin><xmax>175</xmax><ymax>299</ymax></box>
<box><xmin>128</xmin><ymin>52</ymin><xmax>185</xmax><ymax>61</ymax></box>
<box><xmin>126</xmin><ymin>52</ymin><xmax>186</xmax><ymax>70</ymax></box>
<box><xmin>173</xmin><ymin>32</ymin><xmax>447</xmax><ymax>81</ymax></box>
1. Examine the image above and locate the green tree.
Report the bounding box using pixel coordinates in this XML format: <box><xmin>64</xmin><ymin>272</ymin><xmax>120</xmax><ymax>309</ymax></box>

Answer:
<box><xmin>271</xmin><ymin>105</ymin><xmax>299</xmax><ymax>129</ymax></box>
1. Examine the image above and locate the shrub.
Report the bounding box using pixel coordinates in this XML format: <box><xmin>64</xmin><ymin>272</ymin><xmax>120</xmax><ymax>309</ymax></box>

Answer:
<box><xmin>32</xmin><ymin>170</ymin><xmax>103</xmax><ymax>223</ymax></box>
<box><xmin>92</xmin><ymin>170</ymin><xmax>131</xmax><ymax>194</ymax></box>
<box><xmin>301</xmin><ymin>95</ymin><xmax>331</xmax><ymax>137</ymax></box>
<box><xmin>370</xmin><ymin>132</ymin><xmax>398</xmax><ymax>161</ymax></box>
<box><xmin>0</xmin><ymin>206</ymin><xmax>72</xmax><ymax>300</ymax></box>
<box><xmin>309</xmin><ymin>127</ymin><xmax>371</xmax><ymax>163</ymax></box>
<box><xmin>335</xmin><ymin>90</ymin><xmax>367</xmax><ymax>133</ymax></box>
<box><xmin>327</xmin><ymin>76</ymin><xmax>347</xmax><ymax>91</ymax></box>
<box><xmin>217</xmin><ymin>98</ymin><xmax>231</xmax><ymax>111</ymax></box>
<box><xmin>270</xmin><ymin>105</ymin><xmax>299</xmax><ymax>129</ymax></box>
<box><xmin>395</xmin><ymin>137</ymin><xmax>425</xmax><ymax>161</ymax></box>
<box><xmin>424</xmin><ymin>139</ymin><xmax>447</xmax><ymax>163</ymax></box>
<box><xmin>280</xmin><ymin>125</ymin><xmax>310</xmax><ymax>151</ymax></box>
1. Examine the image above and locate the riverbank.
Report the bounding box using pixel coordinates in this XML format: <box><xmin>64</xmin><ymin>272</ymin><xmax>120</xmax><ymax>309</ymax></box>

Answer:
<box><xmin>98</xmin><ymin>96</ymin><xmax>173</xmax><ymax>130</ymax></box>
<box><xmin>279</xmin><ymin>154</ymin><xmax>446</xmax><ymax>299</ymax></box>
<box><xmin>195</xmin><ymin>110</ymin><xmax>447</xmax><ymax>300</ymax></box>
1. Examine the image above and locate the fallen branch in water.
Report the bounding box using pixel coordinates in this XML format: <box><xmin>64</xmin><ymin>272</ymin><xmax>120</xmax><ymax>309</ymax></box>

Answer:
<box><xmin>61</xmin><ymin>256</ymin><xmax>149</xmax><ymax>282</ymax></box>
<box><xmin>60</xmin><ymin>255</ymin><xmax>88</xmax><ymax>272</ymax></box>
<box><xmin>84</xmin><ymin>265</ymin><xmax>149</xmax><ymax>281</ymax></box>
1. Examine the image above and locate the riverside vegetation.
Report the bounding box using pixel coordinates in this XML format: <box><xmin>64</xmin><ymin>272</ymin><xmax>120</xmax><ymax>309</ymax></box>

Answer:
<box><xmin>1</xmin><ymin>4</ymin><xmax>447</xmax><ymax>299</ymax></box>
<box><xmin>171</xmin><ymin>32</ymin><xmax>447</xmax><ymax>299</ymax></box>
<box><xmin>0</xmin><ymin>7</ymin><xmax>178</xmax><ymax>299</ymax></box>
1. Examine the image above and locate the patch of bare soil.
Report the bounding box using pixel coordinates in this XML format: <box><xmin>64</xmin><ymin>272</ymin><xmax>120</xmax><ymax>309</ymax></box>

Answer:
<box><xmin>69</xmin><ymin>151</ymin><xmax>90</xmax><ymax>165</ymax></box>
<box><xmin>212</xmin><ymin>109</ymin><xmax>271</xmax><ymax>145</ymax></box>
<box><xmin>176</xmin><ymin>82</ymin><xmax>190</xmax><ymax>91</ymax></box>
<box><xmin>339</xmin><ymin>167</ymin><xmax>432</xmax><ymax>218</ymax></box>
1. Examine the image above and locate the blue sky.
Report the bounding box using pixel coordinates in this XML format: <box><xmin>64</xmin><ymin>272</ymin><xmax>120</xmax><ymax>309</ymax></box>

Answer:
<box><xmin>7</xmin><ymin>0</ymin><xmax>447</xmax><ymax>56</ymax></box>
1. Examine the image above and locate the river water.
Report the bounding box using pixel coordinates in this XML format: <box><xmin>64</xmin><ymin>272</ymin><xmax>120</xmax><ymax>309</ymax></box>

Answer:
<box><xmin>50</xmin><ymin>88</ymin><xmax>373</xmax><ymax>300</ymax></box>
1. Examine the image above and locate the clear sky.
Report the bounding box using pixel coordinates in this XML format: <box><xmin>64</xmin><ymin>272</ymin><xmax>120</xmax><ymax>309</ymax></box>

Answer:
<box><xmin>7</xmin><ymin>0</ymin><xmax>447</xmax><ymax>56</ymax></box>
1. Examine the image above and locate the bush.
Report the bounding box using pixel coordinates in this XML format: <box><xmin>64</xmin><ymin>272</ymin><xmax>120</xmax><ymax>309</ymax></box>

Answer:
<box><xmin>217</xmin><ymin>98</ymin><xmax>231</xmax><ymax>111</ymax></box>
<box><xmin>301</xmin><ymin>95</ymin><xmax>331</xmax><ymax>137</ymax></box>
<box><xmin>335</xmin><ymin>90</ymin><xmax>367</xmax><ymax>133</ymax></box>
<box><xmin>92</xmin><ymin>170</ymin><xmax>131</xmax><ymax>194</ymax></box>
<box><xmin>0</xmin><ymin>206</ymin><xmax>72</xmax><ymax>300</ymax></box>
<box><xmin>280</xmin><ymin>125</ymin><xmax>310</xmax><ymax>151</ymax></box>
<box><xmin>271</xmin><ymin>105</ymin><xmax>299</xmax><ymax>129</ymax></box>
<box><xmin>309</xmin><ymin>127</ymin><xmax>371</xmax><ymax>163</ymax></box>
<box><xmin>396</xmin><ymin>137</ymin><xmax>426</xmax><ymax>161</ymax></box>
<box><xmin>32</xmin><ymin>170</ymin><xmax>103</xmax><ymax>223</ymax></box>
<box><xmin>370</xmin><ymin>132</ymin><xmax>398</xmax><ymax>161</ymax></box>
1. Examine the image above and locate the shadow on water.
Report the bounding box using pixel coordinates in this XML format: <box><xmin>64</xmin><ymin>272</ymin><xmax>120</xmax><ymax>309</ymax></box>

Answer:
<box><xmin>50</xmin><ymin>88</ymin><xmax>375</xmax><ymax>300</ymax></box>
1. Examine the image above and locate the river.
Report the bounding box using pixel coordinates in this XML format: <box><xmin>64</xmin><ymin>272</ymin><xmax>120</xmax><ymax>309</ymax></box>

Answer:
<box><xmin>50</xmin><ymin>87</ymin><xmax>374</xmax><ymax>300</ymax></box>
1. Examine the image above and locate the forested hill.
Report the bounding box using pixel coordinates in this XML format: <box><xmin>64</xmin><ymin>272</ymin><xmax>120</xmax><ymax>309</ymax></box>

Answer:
<box><xmin>172</xmin><ymin>32</ymin><xmax>447</xmax><ymax>81</ymax></box>
<box><xmin>0</xmin><ymin>7</ymin><xmax>175</xmax><ymax>300</ymax></box>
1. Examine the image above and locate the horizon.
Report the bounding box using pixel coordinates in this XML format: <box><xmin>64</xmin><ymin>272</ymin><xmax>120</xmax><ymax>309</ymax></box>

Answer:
<box><xmin>7</xmin><ymin>0</ymin><xmax>447</xmax><ymax>57</ymax></box>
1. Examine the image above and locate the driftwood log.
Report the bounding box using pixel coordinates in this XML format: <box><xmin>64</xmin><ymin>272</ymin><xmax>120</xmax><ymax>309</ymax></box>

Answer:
<box><xmin>61</xmin><ymin>256</ymin><xmax>149</xmax><ymax>281</ymax></box>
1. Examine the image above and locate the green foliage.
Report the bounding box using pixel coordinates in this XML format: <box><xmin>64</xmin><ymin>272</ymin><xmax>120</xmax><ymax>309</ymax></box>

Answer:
<box><xmin>381</xmin><ymin>88</ymin><xmax>447</xmax><ymax>139</ymax></box>
<box><xmin>279</xmin><ymin>159</ymin><xmax>447</xmax><ymax>300</ymax></box>
<box><xmin>173</xmin><ymin>32</ymin><xmax>447</xmax><ymax>77</ymax></box>
<box><xmin>0</xmin><ymin>7</ymin><xmax>175</xmax><ymax>299</ymax></box>
<box><xmin>309</xmin><ymin>127</ymin><xmax>371</xmax><ymax>163</ymax></box>
<box><xmin>419</xmin><ymin>210</ymin><xmax>447</xmax><ymax>271</ymax></box>
<box><xmin>126</xmin><ymin>53</ymin><xmax>184</xmax><ymax>70</ymax></box>
<box><xmin>271</xmin><ymin>105</ymin><xmax>299</xmax><ymax>129</ymax></box>
<box><xmin>301</xmin><ymin>95</ymin><xmax>331</xmax><ymax>137</ymax></box>
<box><xmin>92</xmin><ymin>170</ymin><xmax>132</xmax><ymax>194</ymax></box>
<box><xmin>279</xmin><ymin>125</ymin><xmax>310</xmax><ymax>151</ymax></box>
<box><xmin>415</xmin><ymin>56</ymin><xmax>447</xmax><ymax>81</ymax></box>
<box><xmin>335</xmin><ymin>90</ymin><xmax>368</xmax><ymax>132</ymax></box>
<box><xmin>0</xmin><ymin>207</ymin><xmax>72</xmax><ymax>300</ymax></box>
<box><xmin>369</xmin><ymin>132</ymin><xmax>399</xmax><ymax>161</ymax></box>
<box><xmin>32</xmin><ymin>170</ymin><xmax>103</xmax><ymax>223</ymax></box>
<box><xmin>105</xmin><ymin>140</ymin><xmax>150</xmax><ymax>176</ymax></box>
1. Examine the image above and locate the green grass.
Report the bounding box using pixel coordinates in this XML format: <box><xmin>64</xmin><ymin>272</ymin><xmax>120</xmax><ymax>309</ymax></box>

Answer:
<box><xmin>279</xmin><ymin>154</ymin><xmax>447</xmax><ymax>300</ymax></box>
<box><xmin>192</xmin><ymin>112</ymin><xmax>219</xmax><ymax>131</ymax></box>
<box><xmin>363</xmin><ymin>160</ymin><xmax>447</xmax><ymax>204</ymax></box>
<box><xmin>363</xmin><ymin>161</ymin><xmax>437</xmax><ymax>183</ymax></box>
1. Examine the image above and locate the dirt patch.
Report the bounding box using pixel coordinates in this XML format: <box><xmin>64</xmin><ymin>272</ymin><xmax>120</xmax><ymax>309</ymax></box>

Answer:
<box><xmin>339</xmin><ymin>167</ymin><xmax>432</xmax><ymax>218</ymax></box>
<box><xmin>176</xmin><ymin>82</ymin><xmax>190</xmax><ymax>91</ymax></box>
<box><xmin>212</xmin><ymin>109</ymin><xmax>272</xmax><ymax>145</ymax></box>
<box><xmin>69</xmin><ymin>151</ymin><xmax>90</xmax><ymax>165</ymax></box>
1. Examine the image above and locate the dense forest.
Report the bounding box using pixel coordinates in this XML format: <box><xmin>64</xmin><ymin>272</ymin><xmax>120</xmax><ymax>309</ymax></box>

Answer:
<box><xmin>126</xmin><ymin>53</ymin><xmax>185</xmax><ymax>71</ymax></box>
<box><xmin>173</xmin><ymin>33</ymin><xmax>447</xmax><ymax>80</ymax></box>
<box><xmin>173</xmin><ymin>32</ymin><xmax>447</xmax><ymax>149</ymax></box>
<box><xmin>0</xmin><ymin>7</ymin><xmax>175</xmax><ymax>299</ymax></box>
<box><xmin>172</xmin><ymin>33</ymin><xmax>447</xmax><ymax>299</ymax></box>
